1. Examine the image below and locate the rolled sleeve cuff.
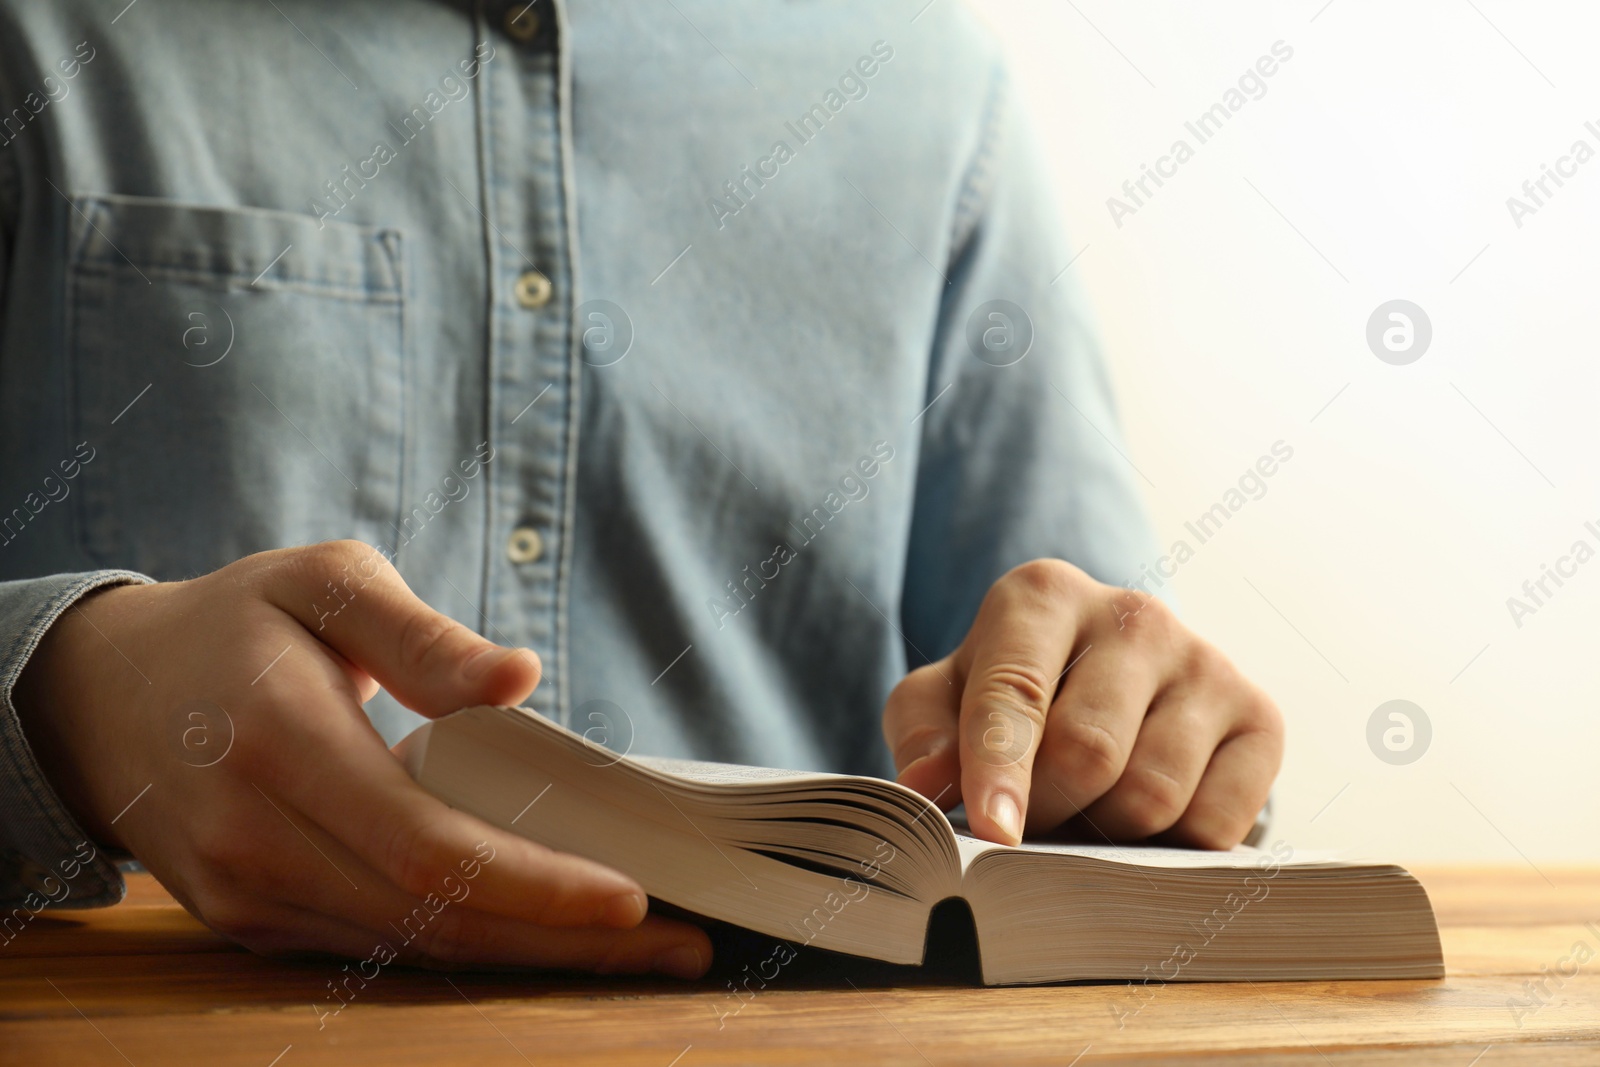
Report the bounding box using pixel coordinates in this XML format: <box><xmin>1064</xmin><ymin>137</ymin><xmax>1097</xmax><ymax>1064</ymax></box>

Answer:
<box><xmin>0</xmin><ymin>569</ymin><xmax>154</xmax><ymax>910</ymax></box>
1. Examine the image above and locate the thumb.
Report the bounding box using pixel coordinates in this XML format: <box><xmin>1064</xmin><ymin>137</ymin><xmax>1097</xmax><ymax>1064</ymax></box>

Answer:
<box><xmin>262</xmin><ymin>540</ymin><xmax>541</xmax><ymax>716</ymax></box>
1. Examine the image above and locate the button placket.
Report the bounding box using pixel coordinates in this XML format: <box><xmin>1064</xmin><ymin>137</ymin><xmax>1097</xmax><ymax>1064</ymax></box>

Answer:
<box><xmin>479</xmin><ymin>0</ymin><xmax>570</xmax><ymax>722</ymax></box>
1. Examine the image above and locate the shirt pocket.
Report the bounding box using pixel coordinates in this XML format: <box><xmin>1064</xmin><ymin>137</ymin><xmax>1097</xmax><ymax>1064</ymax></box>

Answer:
<box><xmin>65</xmin><ymin>194</ymin><xmax>406</xmax><ymax>577</ymax></box>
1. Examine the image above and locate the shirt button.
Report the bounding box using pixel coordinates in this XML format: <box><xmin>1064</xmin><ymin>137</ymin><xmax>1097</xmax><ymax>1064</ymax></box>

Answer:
<box><xmin>507</xmin><ymin>526</ymin><xmax>544</xmax><ymax>564</ymax></box>
<box><xmin>504</xmin><ymin>3</ymin><xmax>540</xmax><ymax>43</ymax></box>
<box><xmin>513</xmin><ymin>269</ymin><xmax>553</xmax><ymax>309</ymax></box>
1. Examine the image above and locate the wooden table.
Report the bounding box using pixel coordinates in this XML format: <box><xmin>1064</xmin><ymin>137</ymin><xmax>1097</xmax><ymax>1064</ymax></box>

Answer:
<box><xmin>3</xmin><ymin>867</ymin><xmax>1598</xmax><ymax>1065</ymax></box>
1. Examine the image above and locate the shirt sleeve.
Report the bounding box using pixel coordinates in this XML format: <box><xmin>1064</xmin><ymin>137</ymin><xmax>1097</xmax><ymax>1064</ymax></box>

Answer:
<box><xmin>901</xmin><ymin>59</ymin><xmax>1165</xmax><ymax>662</ymax></box>
<box><xmin>0</xmin><ymin>570</ymin><xmax>154</xmax><ymax>910</ymax></box>
<box><xmin>0</xmin><ymin>124</ymin><xmax>13</xmax><ymax>326</ymax></box>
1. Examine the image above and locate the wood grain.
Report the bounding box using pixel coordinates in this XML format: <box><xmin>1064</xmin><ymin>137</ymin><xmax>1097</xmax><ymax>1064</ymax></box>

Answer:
<box><xmin>1</xmin><ymin>867</ymin><xmax>1595</xmax><ymax>1066</ymax></box>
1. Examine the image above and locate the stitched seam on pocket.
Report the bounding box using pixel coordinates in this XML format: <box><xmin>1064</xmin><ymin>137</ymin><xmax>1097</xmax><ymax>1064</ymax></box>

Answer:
<box><xmin>65</xmin><ymin>200</ymin><xmax>100</xmax><ymax>267</ymax></box>
<box><xmin>68</xmin><ymin>196</ymin><xmax>403</xmax><ymax>298</ymax></box>
<box><xmin>68</xmin><ymin>261</ymin><xmax>402</xmax><ymax>304</ymax></box>
<box><xmin>66</xmin><ymin>274</ymin><xmax>117</xmax><ymax>566</ymax></box>
<box><xmin>385</xmin><ymin>229</ymin><xmax>409</xmax><ymax>558</ymax></box>
<box><xmin>63</xmin><ymin>223</ymin><xmax>92</xmax><ymax>564</ymax></box>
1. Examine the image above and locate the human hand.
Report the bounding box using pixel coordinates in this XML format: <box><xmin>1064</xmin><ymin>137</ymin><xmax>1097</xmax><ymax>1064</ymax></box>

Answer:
<box><xmin>883</xmin><ymin>559</ymin><xmax>1282</xmax><ymax>849</ymax></box>
<box><xmin>13</xmin><ymin>541</ymin><xmax>711</xmax><ymax>977</ymax></box>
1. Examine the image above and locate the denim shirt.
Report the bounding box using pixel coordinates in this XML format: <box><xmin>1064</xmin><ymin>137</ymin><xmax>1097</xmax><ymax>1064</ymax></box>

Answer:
<box><xmin>0</xmin><ymin>0</ymin><xmax>1159</xmax><ymax>908</ymax></box>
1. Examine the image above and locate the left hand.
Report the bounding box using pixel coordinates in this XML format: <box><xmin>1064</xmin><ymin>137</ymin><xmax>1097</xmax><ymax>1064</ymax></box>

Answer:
<box><xmin>883</xmin><ymin>559</ymin><xmax>1283</xmax><ymax>849</ymax></box>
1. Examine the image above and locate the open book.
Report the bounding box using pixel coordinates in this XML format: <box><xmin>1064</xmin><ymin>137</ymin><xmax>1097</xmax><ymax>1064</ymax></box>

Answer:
<box><xmin>398</xmin><ymin>705</ymin><xmax>1443</xmax><ymax>986</ymax></box>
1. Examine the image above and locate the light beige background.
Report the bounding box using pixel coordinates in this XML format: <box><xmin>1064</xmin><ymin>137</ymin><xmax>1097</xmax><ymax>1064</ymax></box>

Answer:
<box><xmin>968</xmin><ymin>0</ymin><xmax>1600</xmax><ymax>863</ymax></box>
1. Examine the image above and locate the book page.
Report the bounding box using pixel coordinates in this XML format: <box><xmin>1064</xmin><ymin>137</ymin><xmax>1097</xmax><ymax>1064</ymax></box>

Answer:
<box><xmin>955</xmin><ymin>832</ymin><xmax>1353</xmax><ymax>871</ymax></box>
<box><xmin>475</xmin><ymin>707</ymin><xmax>962</xmax><ymax>887</ymax></box>
<box><xmin>1004</xmin><ymin>840</ymin><xmax>1351</xmax><ymax>867</ymax></box>
<box><xmin>631</xmin><ymin>755</ymin><xmax>852</xmax><ymax>787</ymax></box>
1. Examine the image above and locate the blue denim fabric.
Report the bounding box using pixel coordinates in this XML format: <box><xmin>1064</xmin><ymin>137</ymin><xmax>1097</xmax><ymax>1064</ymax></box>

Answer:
<box><xmin>0</xmin><ymin>0</ymin><xmax>1159</xmax><ymax>906</ymax></box>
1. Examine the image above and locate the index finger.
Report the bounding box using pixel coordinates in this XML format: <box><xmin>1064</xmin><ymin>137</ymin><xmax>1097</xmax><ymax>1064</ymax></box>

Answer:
<box><xmin>954</xmin><ymin>566</ymin><xmax>1084</xmax><ymax>844</ymax></box>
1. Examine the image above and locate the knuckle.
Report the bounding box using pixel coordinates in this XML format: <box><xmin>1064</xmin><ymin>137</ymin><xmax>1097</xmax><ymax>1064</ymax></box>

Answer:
<box><xmin>518</xmin><ymin>893</ymin><xmax>561</xmax><ymax>928</ymax></box>
<box><xmin>381</xmin><ymin>819</ymin><xmax>448</xmax><ymax>900</ymax></box>
<box><xmin>1004</xmin><ymin>558</ymin><xmax>1082</xmax><ymax>602</ymax></box>
<box><xmin>1044</xmin><ymin>718</ymin><xmax>1126</xmax><ymax>793</ymax></box>
<box><xmin>1174</xmin><ymin>803</ymin><xmax>1256</xmax><ymax>851</ymax></box>
<box><xmin>890</xmin><ymin>725</ymin><xmax>949</xmax><ymax>768</ymax></box>
<box><xmin>398</xmin><ymin>611</ymin><xmax>467</xmax><ymax>671</ymax></box>
<box><xmin>591</xmin><ymin>938</ymin><xmax>648</xmax><ymax>976</ymax></box>
<box><xmin>1181</xmin><ymin>639</ymin><xmax>1234</xmax><ymax>683</ymax></box>
<box><xmin>968</xmin><ymin>669</ymin><xmax>1051</xmax><ymax>767</ymax></box>
<box><xmin>1137</xmin><ymin>593</ymin><xmax>1176</xmax><ymax>628</ymax></box>
<box><xmin>517</xmin><ymin>866</ymin><xmax>596</xmax><ymax>927</ymax></box>
<box><xmin>259</xmin><ymin>539</ymin><xmax>392</xmax><ymax>601</ymax></box>
<box><xmin>1181</xmin><ymin>644</ymin><xmax>1285</xmax><ymax>739</ymax></box>
<box><xmin>977</xmin><ymin>664</ymin><xmax>1055</xmax><ymax>718</ymax></box>
<box><xmin>1110</xmin><ymin>590</ymin><xmax>1174</xmax><ymax>639</ymax></box>
<box><xmin>882</xmin><ymin>664</ymin><xmax>952</xmax><ymax>739</ymax></box>
<box><xmin>1116</xmin><ymin>766</ymin><xmax>1189</xmax><ymax>836</ymax></box>
<box><xmin>412</xmin><ymin>905</ymin><xmax>472</xmax><ymax>963</ymax></box>
<box><xmin>883</xmin><ymin>665</ymin><xmax>925</xmax><ymax>705</ymax></box>
<box><xmin>306</xmin><ymin>538</ymin><xmax>387</xmax><ymax>580</ymax></box>
<box><xmin>1245</xmin><ymin>690</ymin><xmax>1286</xmax><ymax>739</ymax></box>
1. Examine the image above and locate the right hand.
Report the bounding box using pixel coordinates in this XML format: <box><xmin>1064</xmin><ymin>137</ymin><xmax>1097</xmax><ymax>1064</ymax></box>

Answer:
<box><xmin>12</xmin><ymin>541</ymin><xmax>712</xmax><ymax>978</ymax></box>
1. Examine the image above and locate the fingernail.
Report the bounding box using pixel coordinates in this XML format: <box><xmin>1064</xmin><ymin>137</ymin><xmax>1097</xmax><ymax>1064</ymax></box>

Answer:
<box><xmin>602</xmin><ymin>891</ymin><xmax>648</xmax><ymax>928</ymax></box>
<box><xmin>652</xmin><ymin>944</ymin><xmax>707</xmax><ymax>979</ymax></box>
<box><xmin>464</xmin><ymin>646</ymin><xmax>537</xmax><ymax>681</ymax></box>
<box><xmin>986</xmin><ymin>792</ymin><xmax>1022</xmax><ymax>844</ymax></box>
